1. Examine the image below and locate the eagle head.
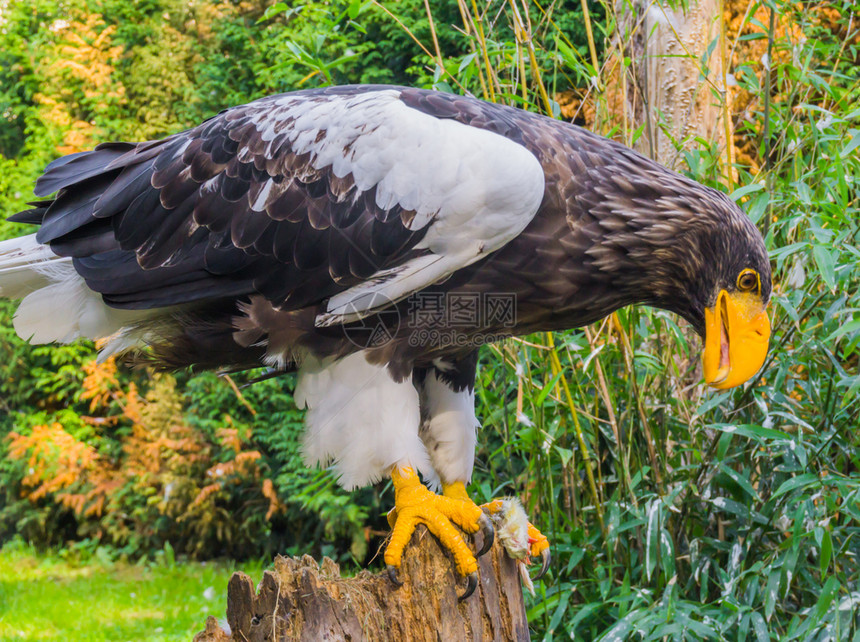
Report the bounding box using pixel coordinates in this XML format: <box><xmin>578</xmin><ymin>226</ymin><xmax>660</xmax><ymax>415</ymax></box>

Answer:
<box><xmin>695</xmin><ymin>205</ymin><xmax>771</xmax><ymax>390</ymax></box>
<box><xmin>637</xmin><ymin>184</ymin><xmax>772</xmax><ymax>390</ymax></box>
<box><xmin>580</xmin><ymin>165</ymin><xmax>772</xmax><ymax>391</ymax></box>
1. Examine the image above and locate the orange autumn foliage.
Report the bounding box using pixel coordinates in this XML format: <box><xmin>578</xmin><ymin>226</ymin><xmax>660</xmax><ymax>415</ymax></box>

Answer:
<box><xmin>6</xmin><ymin>357</ymin><xmax>284</xmax><ymax>548</ymax></box>
<box><xmin>8</xmin><ymin>423</ymin><xmax>101</xmax><ymax>503</ymax></box>
<box><xmin>33</xmin><ymin>12</ymin><xmax>127</xmax><ymax>156</ymax></box>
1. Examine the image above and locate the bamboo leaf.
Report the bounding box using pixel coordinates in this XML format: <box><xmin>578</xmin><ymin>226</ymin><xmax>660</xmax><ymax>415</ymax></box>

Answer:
<box><xmin>749</xmin><ymin>611</ymin><xmax>769</xmax><ymax>642</ymax></box>
<box><xmin>645</xmin><ymin>499</ymin><xmax>660</xmax><ymax>581</ymax></box>
<box><xmin>820</xmin><ymin>528</ymin><xmax>832</xmax><ymax>574</ymax></box>
<box><xmin>840</xmin><ymin>129</ymin><xmax>860</xmax><ymax>158</ymax></box>
<box><xmin>730</xmin><ymin>182</ymin><xmax>765</xmax><ymax>201</ymax></box>
<box><xmin>772</xmin><ymin>474</ymin><xmax>819</xmax><ymax>499</ymax></box>
<box><xmin>813</xmin><ymin>245</ymin><xmax>837</xmax><ymax>290</ymax></box>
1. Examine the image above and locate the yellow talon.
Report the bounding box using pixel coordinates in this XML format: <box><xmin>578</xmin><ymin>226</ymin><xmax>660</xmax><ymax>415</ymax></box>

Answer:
<box><xmin>441</xmin><ymin>481</ymin><xmax>472</xmax><ymax>503</ymax></box>
<box><xmin>528</xmin><ymin>522</ymin><xmax>550</xmax><ymax>557</ymax></box>
<box><xmin>383</xmin><ymin>472</ymin><xmax>549</xmax><ymax>590</ymax></box>
<box><xmin>483</xmin><ymin>498</ymin><xmax>505</xmax><ymax>515</ymax></box>
<box><xmin>442</xmin><ymin>481</ymin><xmax>496</xmax><ymax>557</ymax></box>
<box><xmin>383</xmin><ymin>467</ymin><xmax>483</xmax><ymax>577</ymax></box>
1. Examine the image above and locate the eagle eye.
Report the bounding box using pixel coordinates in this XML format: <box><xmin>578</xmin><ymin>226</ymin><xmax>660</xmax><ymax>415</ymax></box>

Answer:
<box><xmin>737</xmin><ymin>269</ymin><xmax>759</xmax><ymax>293</ymax></box>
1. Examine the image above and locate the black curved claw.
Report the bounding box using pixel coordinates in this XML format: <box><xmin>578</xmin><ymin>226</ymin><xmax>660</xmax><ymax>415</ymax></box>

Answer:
<box><xmin>475</xmin><ymin>513</ymin><xmax>495</xmax><ymax>557</ymax></box>
<box><xmin>536</xmin><ymin>548</ymin><xmax>551</xmax><ymax>579</ymax></box>
<box><xmin>459</xmin><ymin>572</ymin><xmax>478</xmax><ymax>601</ymax></box>
<box><xmin>386</xmin><ymin>564</ymin><xmax>403</xmax><ymax>587</ymax></box>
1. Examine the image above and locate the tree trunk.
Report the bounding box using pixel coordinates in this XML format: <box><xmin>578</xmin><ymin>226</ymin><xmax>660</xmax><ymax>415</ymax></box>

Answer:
<box><xmin>606</xmin><ymin>0</ymin><xmax>730</xmax><ymax>169</ymax></box>
<box><xmin>194</xmin><ymin>526</ymin><xmax>530</xmax><ymax>641</ymax></box>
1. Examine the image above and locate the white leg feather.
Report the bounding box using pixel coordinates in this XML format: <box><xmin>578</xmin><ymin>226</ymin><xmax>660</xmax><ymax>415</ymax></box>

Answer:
<box><xmin>295</xmin><ymin>352</ymin><xmax>431</xmax><ymax>490</ymax></box>
<box><xmin>417</xmin><ymin>369</ymin><xmax>479</xmax><ymax>490</ymax></box>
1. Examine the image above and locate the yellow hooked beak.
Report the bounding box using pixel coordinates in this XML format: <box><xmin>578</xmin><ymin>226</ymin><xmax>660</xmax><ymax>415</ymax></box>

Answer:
<box><xmin>702</xmin><ymin>290</ymin><xmax>770</xmax><ymax>389</ymax></box>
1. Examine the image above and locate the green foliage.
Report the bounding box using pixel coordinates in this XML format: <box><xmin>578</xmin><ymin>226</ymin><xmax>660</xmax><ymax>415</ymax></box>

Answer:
<box><xmin>0</xmin><ymin>0</ymin><xmax>386</xmax><ymax>568</ymax></box>
<box><xmin>0</xmin><ymin>0</ymin><xmax>857</xmax><ymax>639</ymax></box>
<box><xmin>455</xmin><ymin>0</ymin><xmax>860</xmax><ymax>638</ymax></box>
<box><xmin>183</xmin><ymin>370</ymin><xmax>379</xmax><ymax>563</ymax></box>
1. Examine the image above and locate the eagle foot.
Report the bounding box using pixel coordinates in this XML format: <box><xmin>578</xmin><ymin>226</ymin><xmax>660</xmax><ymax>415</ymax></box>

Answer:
<box><xmin>483</xmin><ymin>497</ymin><xmax>551</xmax><ymax>579</ymax></box>
<box><xmin>384</xmin><ymin>467</ymin><xmax>485</xmax><ymax>595</ymax></box>
<box><xmin>441</xmin><ymin>481</ymin><xmax>495</xmax><ymax>556</ymax></box>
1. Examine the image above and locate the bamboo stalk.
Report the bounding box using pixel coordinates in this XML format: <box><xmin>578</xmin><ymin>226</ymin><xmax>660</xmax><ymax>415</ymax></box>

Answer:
<box><xmin>470</xmin><ymin>0</ymin><xmax>498</xmax><ymax>101</ymax></box>
<box><xmin>610</xmin><ymin>313</ymin><xmax>664</xmax><ymax>490</ymax></box>
<box><xmin>584</xmin><ymin>327</ymin><xmax>638</xmax><ymax>507</ymax></box>
<box><xmin>719</xmin><ymin>0</ymin><xmax>734</xmax><ymax>189</ymax></box>
<box><xmin>370</xmin><ymin>2</ymin><xmax>466</xmax><ymax>93</ymax></box>
<box><xmin>370</xmin><ymin>3</ymin><xmax>436</xmax><ymax>62</ymax></box>
<box><xmin>762</xmin><ymin>6</ymin><xmax>775</xmax><ymax>237</ymax></box>
<box><xmin>422</xmin><ymin>0</ymin><xmax>446</xmax><ymax>75</ymax></box>
<box><xmin>521</xmin><ymin>1</ymin><xmax>554</xmax><ymax>114</ymax></box>
<box><xmin>507</xmin><ymin>0</ymin><xmax>531</xmax><ymax>103</ymax></box>
<box><xmin>580</xmin><ymin>0</ymin><xmax>601</xmax><ymax>90</ymax></box>
<box><xmin>545</xmin><ymin>332</ymin><xmax>606</xmax><ymax>537</ymax></box>
<box><xmin>510</xmin><ymin>0</ymin><xmax>554</xmax><ymax>115</ymax></box>
<box><xmin>455</xmin><ymin>0</ymin><xmax>491</xmax><ymax>101</ymax></box>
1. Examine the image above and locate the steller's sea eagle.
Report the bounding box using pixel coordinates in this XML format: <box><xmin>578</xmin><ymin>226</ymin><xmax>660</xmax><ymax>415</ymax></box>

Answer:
<box><xmin>0</xmin><ymin>85</ymin><xmax>771</xmax><ymax>599</ymax></box>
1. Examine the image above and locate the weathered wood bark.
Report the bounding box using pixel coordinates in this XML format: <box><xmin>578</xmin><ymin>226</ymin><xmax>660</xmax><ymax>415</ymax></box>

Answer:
<box><xmin>194</xmin><ymin>526</ymin><xmax>530</xmax><ymax>641</ymax></box>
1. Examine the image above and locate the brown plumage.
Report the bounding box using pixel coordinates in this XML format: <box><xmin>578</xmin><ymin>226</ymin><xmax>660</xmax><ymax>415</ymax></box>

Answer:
<box><xmin>6</xmin><ymin>84</ymin><xmax>770</xmax><ymax>382</ymax></box>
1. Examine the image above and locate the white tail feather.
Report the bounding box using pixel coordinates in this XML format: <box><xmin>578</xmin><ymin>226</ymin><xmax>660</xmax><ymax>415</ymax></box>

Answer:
<box><xmin>0</xmin><ymin>234</ymin><xmax>66</xmax><ymax>299</ymax></box>
<box><xmin>0</xmin><ymin>233</ymin><xmax>149</xmax><ymax>345</ymax></box>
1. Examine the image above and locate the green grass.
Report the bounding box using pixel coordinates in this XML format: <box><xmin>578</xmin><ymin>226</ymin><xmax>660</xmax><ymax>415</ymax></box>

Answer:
<box><xmin>0</xmin><ymin>541</ymin><xmax>264</xmax><ymax>642</ymax></box>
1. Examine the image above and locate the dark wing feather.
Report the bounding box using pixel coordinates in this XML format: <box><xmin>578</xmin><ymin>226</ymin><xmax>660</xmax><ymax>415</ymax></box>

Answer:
<box><xmin>22</xmin><ymin>85</ymin><xmax>553</xmax><ymax>331</ymax></box>
<box><xmin>6</xmin><ymin>200</ymin><xmax>54</xmax><ymax>225</ymax></box>
<box><xmin>26</xmin><ymin>87</ymin><xmax>431</xmax><ymax>313</ymax></box>
<box><xmin>34</xmin><ymin>144</ymin><xmax>136</xmax><ymax>196</ymax></box>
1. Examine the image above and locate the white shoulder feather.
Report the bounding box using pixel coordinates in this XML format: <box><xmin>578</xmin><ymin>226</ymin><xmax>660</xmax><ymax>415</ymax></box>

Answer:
<box><xmin>251</xmin><ymin>90</ymin><xmax>545</xmax><ymax>326</ymax></box>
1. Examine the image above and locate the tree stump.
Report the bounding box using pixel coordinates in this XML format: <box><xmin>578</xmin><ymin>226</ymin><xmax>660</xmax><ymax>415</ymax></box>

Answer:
<box><xmin>194</xmin><ymin>525</ymin><xmax>530</xmax><ymax>641</ymax></box>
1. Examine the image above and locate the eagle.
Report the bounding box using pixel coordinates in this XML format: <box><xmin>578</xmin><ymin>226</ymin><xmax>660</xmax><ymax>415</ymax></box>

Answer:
<box><xmin>0</xmin><ymin>85</ymin><xmax>771</xmax><ymax>599</ymax></box>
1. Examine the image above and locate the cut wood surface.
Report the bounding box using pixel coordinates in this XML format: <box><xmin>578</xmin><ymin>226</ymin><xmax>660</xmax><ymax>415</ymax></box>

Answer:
<box><xmin>194</xmin><ymin>525</ymin><xmax>530</xmax><ymax>641</ymax></box>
